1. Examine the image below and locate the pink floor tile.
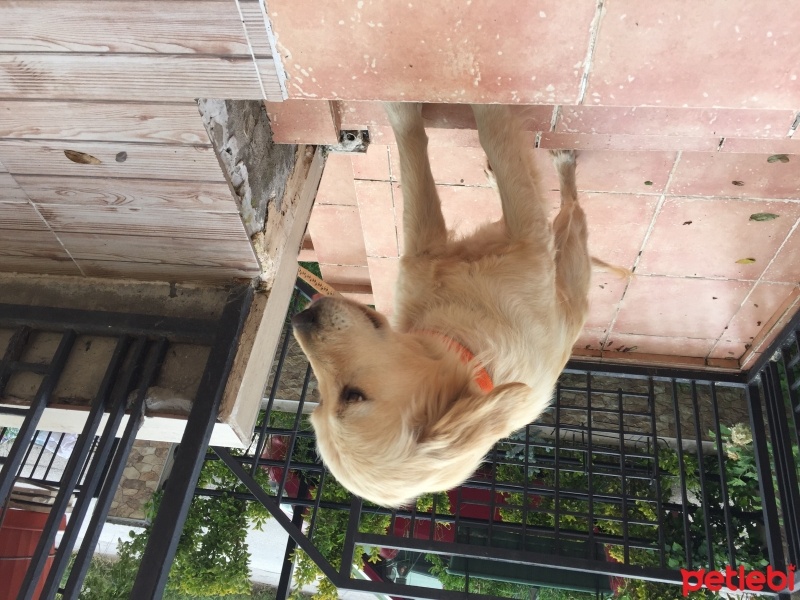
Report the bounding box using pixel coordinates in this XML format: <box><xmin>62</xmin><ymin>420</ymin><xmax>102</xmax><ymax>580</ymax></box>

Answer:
<box><xmin>637</xmin><ymin>197</ymin><xmax>800</xmax><ymax>280</ymax></box>
<box><xmin>583</xmin><ymin>192</ymin><xmax>659</xmax><ymax>269</ymax></box>
<box><xmin>723</xmin><ymin>282</ymin><xmax>796</xmax><ymax>344</ymax></box>
<box><xmin>613</xmin><ymin>276</ymin><xmax>751</xmax><ymax>340</ymax></box>
<box><xmin>539</xmin><ymin>133</ymin><xmax>720</xmax><ymax>153</ymax></box>
<box><xmin>269</xmin><ymin>0</ymin><xmax>596</xmax><ymax>103</ymax></box>
<box><xmin>320</xmin><ymin>264</ymin><xmax>371</xmax><ymax>287</ymax></box>
<box><xmin>603</xmin><ymin>333</ymin><xmax>716</xmax><ymax>358</ymax></box>
<box><xmin>316</xmin><ymin>153</ymin><xmax>356</xmax><ymax>206</ymax></box>
<box><xmin>557</xmin><ymin>106</ymin><xmax>796</xmax><ymax>139</ymax></box>
<box><xmin>763</xmin><ymin>224</ymin><xmax>800</xmax><ymax>283</ymax></box>
<box><xmin>338</xmin><ymin>101</ymin><xmax>390</xmax><ymax>129</ymax></box>
<box><xmin>536</xmin><ymin>150</ymin><xmax>676</xmax><ymax>194</ymax></box>
<box><xmin>720</xmin><ymin>139</ymin><xmax>800</xmax><ymax>155</ymax></box>
<box><xmin>351</xmin><ymin>145</ymin><xmax>391</xmax><ymax>181</ymax></box>
<box><xmin>367</xmin><ymin>256</ymin><xmax>400</xmax><ymax>316</ymax></box>
<box><xmin>588</xmin><ymin>1</ymin><xmax>800</xmax><ymax>109</ymax></box>
<box><xmin>574</xmin><ymin>328</ymin><xmax>607</xmax><ymax>352</ymax></box>
<box><xmin>668</xmin><ymin>152</ymin><xmax>800</xmax><ymax>199</ymax></box>
<box><xmin>708</xmin><ymin>339</ymin><xmax>749</xmax><ymax>361</ymax></box>
<box><xmin>307</xmin><ymin>204</ymin><xmax>367</xmax><ymax>266</ymax></box>
<box><xmin>584</xmin><ymin>274</ymin><xmax>628</xmax><ymax>330</ymax></box>
<box><xmin>421</xmin><ymin>104</ymin><xmax>555</xmax><ymax>132</ymax></box>
<box><xmin>355</xmin><ymin>180</ymin><xmax>398</xmax><ymax>258</ymax></box>
<box><xmin>264</xmin><ymin>100</ymin><xmax>339</xmax><ymax>144</ymax></box>
<box><xmin>390</xmin><ymin>145</ymin><xmax>490</xmax><ymax>187</ymax></box>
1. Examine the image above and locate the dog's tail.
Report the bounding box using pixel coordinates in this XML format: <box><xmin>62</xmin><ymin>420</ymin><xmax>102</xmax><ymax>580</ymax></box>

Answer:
<box><xmin>591</xmin><ymin>256</ymin><xmax>631</xmax><ymax>279</ymax></box>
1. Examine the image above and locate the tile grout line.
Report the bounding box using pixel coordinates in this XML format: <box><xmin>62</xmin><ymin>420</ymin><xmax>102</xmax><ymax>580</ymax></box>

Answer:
<box><xmin>233</xmin><ymin>0</ymin><xmax>268</xmax><ymax>102</ymax></box>
<box><xmin>708</xmin><ymin>214</ymin><xmax>800</xmax><ymax>362</ymax></box>
<box><xmin>576</xmin><ymin>0</ymin><xmax>605</xmax><ymax>105</ymax></box>
<box><xmin>600</xmin><ymin>150</ymin><xmax>682</xmax><ymax>353</ymax></box>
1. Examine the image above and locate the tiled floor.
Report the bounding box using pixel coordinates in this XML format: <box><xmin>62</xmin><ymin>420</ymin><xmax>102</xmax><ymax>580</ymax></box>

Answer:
<box><xmin>296</xmin><ymin>105</ymin><xmax>799</xmax><ymax>371</ymax></box>
<box><xmin>267</xmin><ymin>0</ymin><xmax>800</xmax><ymax>372</ymax></box>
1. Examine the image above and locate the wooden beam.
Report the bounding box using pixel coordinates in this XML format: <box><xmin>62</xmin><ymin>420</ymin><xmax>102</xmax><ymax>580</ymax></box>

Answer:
<box><xmin>219</xmin><ymin>145</ymin><xmax>325</xmax><ymax>444</ymax></box>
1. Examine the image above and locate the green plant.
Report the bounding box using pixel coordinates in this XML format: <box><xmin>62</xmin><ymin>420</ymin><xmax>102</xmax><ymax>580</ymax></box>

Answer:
<box><xmin>76</xmin><ymin>451</ymin><xmax>274</xmax><ymax>598</ymax></box>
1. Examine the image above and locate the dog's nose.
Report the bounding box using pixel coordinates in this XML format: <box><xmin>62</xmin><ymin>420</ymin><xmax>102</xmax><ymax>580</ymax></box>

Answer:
<box><xmin>291</xmin><ymin>305</ymin><xmax>319</xmax><ymax>333</ymax></box>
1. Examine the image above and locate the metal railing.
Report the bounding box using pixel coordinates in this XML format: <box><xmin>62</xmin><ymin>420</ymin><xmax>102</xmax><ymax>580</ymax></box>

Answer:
<box><xmin>202</xmin><ymin>286</ymin><xmax>800</xmax><ymax>600</ymax></box>
<box><xmin>0</xmin><ymin>284</ymin><xmax>253</xmax><ymax>599</ymax></box>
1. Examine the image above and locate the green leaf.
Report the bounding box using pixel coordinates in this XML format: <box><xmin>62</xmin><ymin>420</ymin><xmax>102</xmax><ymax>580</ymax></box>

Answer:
<box><xmin>736</xmin><ymin>257</ymin><xmax>756</xmax><ymax>264</ymax></box>
<box><xmin>767</xmin><ymin>154</ymin><xmax>790</xmax><ymax>163</ymax></box>
<box><xmin>749</xmin><ymin>212</ymin><xmax>780</xmax><ymax>221</ymax></box>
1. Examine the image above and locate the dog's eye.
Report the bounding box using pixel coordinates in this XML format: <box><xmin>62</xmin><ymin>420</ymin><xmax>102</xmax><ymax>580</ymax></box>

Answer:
<box><xmin>342</xmin><ymin>387</ymin><xmax>367</xmax><ymax>403</ymax></box>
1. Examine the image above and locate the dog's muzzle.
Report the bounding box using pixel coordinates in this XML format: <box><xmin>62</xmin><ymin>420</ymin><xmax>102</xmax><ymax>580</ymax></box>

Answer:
<box><xmin>291</xmin><ymin>303</ymin><xmax>321</xmax><ymax>334</ymax></box>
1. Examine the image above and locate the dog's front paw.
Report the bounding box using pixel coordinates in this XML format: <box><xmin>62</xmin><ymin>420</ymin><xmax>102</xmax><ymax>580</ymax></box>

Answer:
<box><xmin>549</xmin><ymin>149</ymin><xmax>577</xmax><ymax>165</ymax></box>
<box><xmin>384</xmin><ymin>102</ymin><xmax>424</xmax><ymax>133</ymax></box>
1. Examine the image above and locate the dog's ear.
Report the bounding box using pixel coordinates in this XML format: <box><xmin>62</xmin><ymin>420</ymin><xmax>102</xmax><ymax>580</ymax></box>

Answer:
<box><xmin>419</xmin><ymin>382</ymin><xmax>533</xmax><ymax>452</ymax></box>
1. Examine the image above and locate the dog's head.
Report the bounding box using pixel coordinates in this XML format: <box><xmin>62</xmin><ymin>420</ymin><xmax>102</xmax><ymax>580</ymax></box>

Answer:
<box><xmin>291</xmin><ymin>296</ymin><xmax>533</xmax><ymax>507</ymax></box>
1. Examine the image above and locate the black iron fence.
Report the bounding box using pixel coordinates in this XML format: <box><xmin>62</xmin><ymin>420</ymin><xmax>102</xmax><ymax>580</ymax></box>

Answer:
<box><xmin>203</xmin><ymin>287</ymin><xmax>800</xmax><ymax>600</ymax></box>
<box><xmin>0</xmin><ymin>284</ymin><xmax>253</xmax><ymax>599</ymax></box>
<box><xmin>1</xmin><ymin>280</ymin><xmax>797</xmax><ymax>599</ymax></box>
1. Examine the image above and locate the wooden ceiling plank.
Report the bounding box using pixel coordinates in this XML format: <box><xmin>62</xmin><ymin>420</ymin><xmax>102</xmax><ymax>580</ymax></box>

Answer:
<box><xmin>0</xmin><ymin>0</ymin><xmax>252</xmax><ymax>55</ymax></box>
<box><xmin>0</xmin><ymin>101</ymin><xmax>209</xmax><ymax>145</ymax></box>
<box><xmin>0</xmin><ymin>140</ymin><xmax>225</xmax><ymax>182</ymax></box>
<box><xmin>0</xmin><ymin>55</ymin><xmax>282</xmax><ymax>101</ymax></box>
<box><xmin>14</xmin><ymin>176</ymin><xmax>238</xmax><ymax>212</ymax></box>
<box><xmin>36</xmin><ymin>205</ymin><xmax>251</xmax><ymax>241</ymax></box>
<box><xmin>58</xmin><ymin>233</ymin><xmax>259</xmax><ymax>269</ymax></box>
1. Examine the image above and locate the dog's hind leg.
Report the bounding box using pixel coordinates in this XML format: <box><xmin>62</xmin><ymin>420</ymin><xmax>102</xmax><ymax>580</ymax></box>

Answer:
<box><xmin>551</xmin><ymin>150</ymin><xmax>591</xmax><ymax>326</ymax></box>
<box><xmin>384</xmin><ymin>103</ymin><xmax>447</xmax><ymax>256</ymax></box>
<box><xmin>471</xmin><ymin>104</ymin><xmax>550</xmax><ymax>248</ymax></box>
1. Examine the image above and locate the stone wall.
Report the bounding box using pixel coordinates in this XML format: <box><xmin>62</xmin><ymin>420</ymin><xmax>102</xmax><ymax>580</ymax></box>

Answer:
<box><xmin>108</xmin><ymin>440</ymin><xmax>172</xmax><ymax>521</ymax></box>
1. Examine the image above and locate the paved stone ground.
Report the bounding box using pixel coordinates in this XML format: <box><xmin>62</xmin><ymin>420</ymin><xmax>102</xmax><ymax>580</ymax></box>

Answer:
<box><xmin>108</xmin><ymin>440</ymin><xmax>171</xmax><ymax>521</ymax></box>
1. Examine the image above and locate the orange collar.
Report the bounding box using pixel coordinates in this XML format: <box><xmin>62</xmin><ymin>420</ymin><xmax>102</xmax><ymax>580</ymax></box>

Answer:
<box><xmin>417</xmin><ymin>331</ymin><xmax>494</xmax><ymax>392</ymax></box>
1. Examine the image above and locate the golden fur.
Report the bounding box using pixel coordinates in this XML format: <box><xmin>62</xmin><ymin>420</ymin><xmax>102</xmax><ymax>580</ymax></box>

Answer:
<box><xmin>292</xmin><ymin>104</ymin><xmax>594</xmax><ymax>507</ymax></box>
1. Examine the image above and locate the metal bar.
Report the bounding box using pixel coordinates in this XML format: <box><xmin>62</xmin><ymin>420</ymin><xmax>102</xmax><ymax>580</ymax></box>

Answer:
<box><xmin>214</xmin><ymin>447</ymin><xmax>343</xmax><ymax>583</ymax></box>
<box><xmin>307</xmin><ymin>469</ymin><xmax>327</xmax><ymax>539</ymax></box>
<box><xmin>764</xmin><ymin>362</ymin><xmax>800</xmax><ymax>567</ymax></box>
<box><xmin>0</xmin><ymin>302</ymin><xmax>217</xmax><ymax>344</ymax></box>
<box><xmin>586</xmin><ymin>371</ymin><xmax>596</xmax><ymax>560</ymax></box>
<box><xmin>648</xmin><ymin>376</ymin><xmax>666</xmax><ymax>569</ymax></box>
<box><xmin>251</xmin><ymin>319</ymin><xmax>293</xmax><ymax>475</ymax></box>
<box><xmin>553</xmin><ymin>381</ymin><xmax>562</xmax><ymax>555</ymax></box>
<box><xmin>343</xmin><ymin>573</ymin><xmax>510</xmax><ymax>600</ymax></box>
<box><xmin>669</xmin><ymin>379</ymin><xmax>692</xmax><ymax>569</ymax></box>
<box><xmin>276</xmin><ymin>364</ymin><xmax>311</xmax><ymax>502</ymax></box>
<box><xmin>28</xmin><ymin>431</ymin><xmax>53</xmax><ymax>479</ymax></box>
<box><xmin>354</xmin><ymin>532</ymin><xmax>685</xmax><ymax>584</ymax></box>
<box><xmin>780</xmin><ymin>343</ymin><xmax>800</xmax><ymax>451</ymax></box>
<box><xmin>617</xmin><ymin>388</ymin><xmax>629</xmax><ymax>565</ymax></box>
<box><xmin>130</xmin><ymin>285</ymin><xmax>253</xmax><ymax>599</ymax></box>
<box><xmin>276</xmin><ymin>477</ymin><xmax>311</xmax><ymax>600</ymax></box>
<box><xmin>24</xmin><ymin>336</ymin><xmax>132</xmax><ymax>600</ymax></box>
<box><xmin>0</xmin><ymin>330</ymin><xmax>75</xmax><ymax>508</ymax></box>
<box><xmin>566</xmin><ymin>359</ymin><xmax>747</xmax><ymax>385</ymax></box>
<box><xmin>689</xmin><ymin>381</ymin><xmax>714</xmax><ymax>569</ymax></box>
<box><xmin>746</xmin><ymin>382</ymin><xmax>787</xmax><ymax>572</ymax></box>
<box><xmin>0</xmin><ymin>326</ymin><xmax>31</xmax><ymax>394</ymax></box>
<box><xmin>709</xmin><ymin>381</ymin><xmax>737</xmax><ymax>568</ymax></box>
<box><xmin>746</xmin><ymin>309</ymin><xmax>800</xmax><ymax>381</ymax></box>
<box><xmin>63</xmin><ymin>337</ymin><xmax>166</xmax><ymax>599</ymax></box>
<box><xmin>339</xmin><ymin>496</ymin><xmax>362</xmax><ymax>578</ymax></box>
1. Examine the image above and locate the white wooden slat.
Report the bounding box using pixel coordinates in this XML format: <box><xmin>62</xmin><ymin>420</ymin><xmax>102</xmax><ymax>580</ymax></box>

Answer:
<box><xmin>0</xmin><ymin>101</ymin><xmax>209</xmax><ymax>144</ymax></box>
<box><xmin>0</xmin><ymin>173</ymin><xmax>29</xmax><ymax>203</ymax></box>
<box><xmin>78</xmin><ymin>260</ymin><xmax>259</xmax><ymax>283</ymax></box>
<box><xmin>0</xmin><ymin>201</ymin><xmax>49</xmax><ymax>230</ymax></box>
<box><xmin>15</xmin><ymin>176</ymin><xmax>238</xmax><ymax>211</ymax></box>
<box><xmin>0</xmin><ymin>55</ymin><xmax>282</xmax><ymax>101</ymax></box>
<box><xmin>0</xmin><ymin>0</ymin><xmax>252</xmax><ymax>55</ymax></box>
<box><xmin>0</xmin><ymin>140</ymin><xmax>225</xmax><ymax>182</ymax></box>
<box><xmin>37</xmin><ymin>205</ymin><xmax>251</xmax><ymax>241</ymax></box>
<box><xmin>58</xmin><ymin>233</ymin><xmax>259</xmax><ymax>270</ymax></box>
<box><xmin>238</xmin><ymin>1</ymin><xmax>273</xmax><ymax>57</ymax></box>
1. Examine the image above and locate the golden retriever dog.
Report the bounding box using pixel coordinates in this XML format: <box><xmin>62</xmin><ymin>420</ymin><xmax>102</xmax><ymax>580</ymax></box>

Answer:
<box><xmin>292</xmin><ymin>103</ymin><xmax>591</xmax><ymax>507</ymax></box>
